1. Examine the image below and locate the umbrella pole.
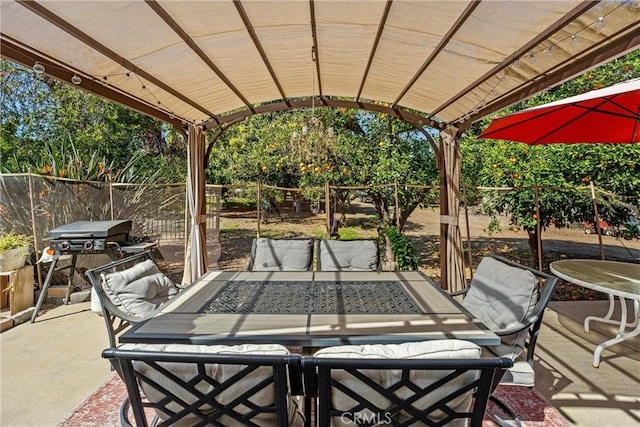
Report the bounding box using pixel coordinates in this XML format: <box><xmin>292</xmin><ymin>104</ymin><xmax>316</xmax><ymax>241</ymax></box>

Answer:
<box><xmin>590</xmin><ymin>181</ymin><xmax>606</xmax><ymax>260</ymax></box>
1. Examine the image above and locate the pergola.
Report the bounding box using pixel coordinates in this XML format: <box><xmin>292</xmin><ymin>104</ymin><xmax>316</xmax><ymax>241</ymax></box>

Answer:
<box><xmin>2</xmin><ymin>1</ymin><xmax>638</xmax><ymax>289</ymax></box>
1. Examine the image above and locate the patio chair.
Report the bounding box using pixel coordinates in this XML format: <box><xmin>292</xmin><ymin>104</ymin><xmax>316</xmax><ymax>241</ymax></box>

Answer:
<box><xmin>453</xmin><ymin>254</ymin><xmax>560</xmax><ymax>427</ymax></box>
<box><xmin>316</xmin><ymin>239</ymin><xmax>379</xmax><ymax>271</ymax></box>
<box><xmin>303</xmin><ymin>339</ymin><xmax>511</xmax><ymax>427</ymax></box>
<box><xmin>102</xmin><ymin>343</ymin><xmax>305</xmax><ymax>427</ymax></box>
<box><xmin>247</xmin><ymin>238</ymin><xmax>314</xmax><ymax>271</ymax></box>
<box><xmin>85</xmin><ymin>251</ymin><xmax>182</xmax><ymax>348</ymax></box>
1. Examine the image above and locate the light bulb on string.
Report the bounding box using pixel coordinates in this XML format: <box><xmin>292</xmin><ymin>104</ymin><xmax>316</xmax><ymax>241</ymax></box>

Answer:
<box><xmin>528</xmin><ymin>53</ymin><xmax>535</xmax><ymax>63</ymax></box>
<box><xmin>546</xmin><ymin>46</ymin><xmax>553</xmax><ymax>57</ymax></box>
<box><xmin>32</xmin><ymin>62</ymin><xmax>45</xmax><ymax>74</ymax></box>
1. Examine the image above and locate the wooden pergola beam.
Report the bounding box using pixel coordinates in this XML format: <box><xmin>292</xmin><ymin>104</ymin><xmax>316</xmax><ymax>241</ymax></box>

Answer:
<box><xmin>203</xmin><ymin>98</ymin><xmax>440</xmax><ymax>131</ymax></box>
<box><xmin>0</xmin><ymin>35</ymin><xmax>184</xmax><ymax>128</ymax></box>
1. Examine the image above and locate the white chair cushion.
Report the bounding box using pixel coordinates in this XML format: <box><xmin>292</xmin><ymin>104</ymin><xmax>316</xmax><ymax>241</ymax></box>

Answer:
<box><xmin>499</xmin><ymin>358</ymin><xmax>535</xmax><ymax>387</ymax></box>
<box><xmin>101</xmin><ymin>259</ymin><xmax>178</xmax><ymax>319</ymax></box>
<box><xmin>318</xmin><ymin>239</ymin><xmax>378</xmax><ymax>271</ymax></box>
<box><xmin>123</xmin><ymin>343</ymin><xmax>303</xmax><ymax>426</ymax></box>
<box><xmin>462</xmin><ymin>257</ymin><xmax>538</xmax><ymax>358</ymax></box>
<box><xmin>313</xmin><ymin>340</ymin><xmax>481</xmax><ymax>427</ymax></box>
<box><xmin>253</xmin><ymin>238</ymin><xmax>313</xmax><ymax>271</ymax></box>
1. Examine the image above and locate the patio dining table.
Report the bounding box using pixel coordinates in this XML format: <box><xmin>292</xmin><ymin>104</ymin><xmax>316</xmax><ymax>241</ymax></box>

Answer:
<box><xmin>120</xmin><ymin>270</ymin><xmax>500</xmax><ymax>348</ymax></box>
<box><xmin>550</xmin><ymin>259</ymin><xmax>640</xmax><ymax>367</ymax></box>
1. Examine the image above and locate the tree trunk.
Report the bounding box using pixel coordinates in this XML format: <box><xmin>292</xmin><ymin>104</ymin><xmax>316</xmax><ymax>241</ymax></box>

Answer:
<box><xmin>527</xmin><ymin>229</ymin><xmax>538</xmax><ymax>266</ymax></box>
<box><xmin>379</xmin><ymin>226</ymin><xmax>398</xmax><ymax>271</ymax></box>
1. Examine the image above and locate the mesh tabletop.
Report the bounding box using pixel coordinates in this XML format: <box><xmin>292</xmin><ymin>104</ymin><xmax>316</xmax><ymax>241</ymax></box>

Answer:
<box><xmin>200</xmin><ymin>280</ymin><xmax>421</xmax><ymax>314</ymax></box>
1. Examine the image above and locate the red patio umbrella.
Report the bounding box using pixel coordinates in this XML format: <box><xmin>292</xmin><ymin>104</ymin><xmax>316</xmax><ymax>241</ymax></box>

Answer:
<box><xmin>479</xmin><ymin>79</ymin><xmax>640</xmax><ymax>144</ymax></box>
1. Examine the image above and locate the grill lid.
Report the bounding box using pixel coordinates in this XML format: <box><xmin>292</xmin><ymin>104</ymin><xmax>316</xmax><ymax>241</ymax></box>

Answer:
<box><xmin>48</xmin><ymin>220</ymin><xmax>132</xmax><ymax>239</ymax></box>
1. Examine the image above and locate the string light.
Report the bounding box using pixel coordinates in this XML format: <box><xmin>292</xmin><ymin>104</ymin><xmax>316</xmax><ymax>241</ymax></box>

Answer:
<box><xmin>20</xmin><ymin>61</ymin><xmax>189</xmax><ymax>124</ymax></box>
<box><xmin>456</xmin><ymin>0</ymin><xmax>627</xmax><ymax>126</ymax></box>
<box><xmin>32</xmin><ymin>62</ymin><xmax>45</xmax><ymax>74</ymax></box>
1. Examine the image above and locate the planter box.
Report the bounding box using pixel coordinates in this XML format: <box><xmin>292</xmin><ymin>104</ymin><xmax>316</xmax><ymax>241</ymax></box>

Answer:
<box><xmin>0</xmin><ymin>247</ymin><xmax>29</xmax><ymax>272</ymax></box>
<box><xmin>1</xmin><ymin>265</ymin><xmax>34</xmax><ymax>316</ymax></box>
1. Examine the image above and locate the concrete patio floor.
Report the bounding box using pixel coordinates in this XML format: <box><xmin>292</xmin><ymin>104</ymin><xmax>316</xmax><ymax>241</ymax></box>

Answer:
<box><xmin>1</xmin><ymin>299</ymin><xmax>638</xmax><ymax>426</ymax></box>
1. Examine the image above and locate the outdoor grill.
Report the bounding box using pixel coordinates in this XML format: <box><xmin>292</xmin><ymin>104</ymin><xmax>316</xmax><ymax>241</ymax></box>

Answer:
<box><xmin>32</xmin><ymin>219</ymin><xmax>146</xmax><ymax>323</ymax></box>
<box><xmin>48</xmin><ymin>220</ymin><xmax>132</xmax><ymax>253</ymax></box>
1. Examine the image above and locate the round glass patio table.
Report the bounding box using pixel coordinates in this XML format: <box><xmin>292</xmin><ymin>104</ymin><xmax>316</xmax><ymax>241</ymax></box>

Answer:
<box><xmin>550</xmin><ymin>259</ymin><xmax>640</xmax><ymax>367</ymax></box>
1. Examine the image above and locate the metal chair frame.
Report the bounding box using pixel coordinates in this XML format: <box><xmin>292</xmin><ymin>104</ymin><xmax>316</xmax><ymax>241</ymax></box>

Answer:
<box><xmin>85</xmin><ymin>251</ymin><xmax>178</xmax><ymax>348</ymax></box>
<box><xmin>452</xmin><ymin>254</ymin><xmax>560</xmax><ymax>427</ymax></box>
<box><xmin>302</xmin><ymin>355</ymin><xmax>512</xmax><ymax>427</ymax></box>
<box><xmin>103</xmin><ymin>347</ymin><xmax>301</xmax><ymax>427</ymax></box>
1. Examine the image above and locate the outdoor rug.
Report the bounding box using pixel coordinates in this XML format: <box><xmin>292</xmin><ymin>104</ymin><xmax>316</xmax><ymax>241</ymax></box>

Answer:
<box><xmin>58</xmin><ymin>374</ymin><xmax>571</xmax><ymax>426</ymax></box>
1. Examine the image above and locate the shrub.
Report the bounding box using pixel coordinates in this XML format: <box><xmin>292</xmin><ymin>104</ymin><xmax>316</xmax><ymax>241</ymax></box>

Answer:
<box><xmin>385</xmin><ymin>226</ymin><xmax>418</xmax><ymax>270</ymax></box>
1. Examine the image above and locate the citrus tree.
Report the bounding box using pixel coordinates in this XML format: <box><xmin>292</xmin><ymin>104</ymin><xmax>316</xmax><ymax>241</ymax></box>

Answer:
<box><xmin>208</xmin><ymin>107</ymin><xmax>439</xmax><ymax>228</ymax></box>
<box><xmin>462</xmin><ymin>50</ymin><xmax>640</xmax><ymax>262</ymax></box>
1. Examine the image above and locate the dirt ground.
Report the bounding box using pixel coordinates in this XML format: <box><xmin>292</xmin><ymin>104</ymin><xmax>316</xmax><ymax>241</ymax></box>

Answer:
<box><xmin>210</xmin><ymin>201</ymin><xmax>639</xmax><ymax>301</ymax></box>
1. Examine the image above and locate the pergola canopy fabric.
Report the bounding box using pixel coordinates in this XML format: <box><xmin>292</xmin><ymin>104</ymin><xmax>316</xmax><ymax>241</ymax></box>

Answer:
<box><xmin>2</xmin><ymin>1</ymin><xmax>639</xmax><ymax>131</ymax></box>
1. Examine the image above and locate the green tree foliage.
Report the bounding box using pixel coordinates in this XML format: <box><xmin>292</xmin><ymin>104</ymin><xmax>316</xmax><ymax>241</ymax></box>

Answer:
<box><xmin>386</xmin><ymin>225</ymin><xmax>419</xmax><ymax>270</ymax></box>
<box><xmin>208</xmin><ymin>107</ymin><xmax>439</xmax><ymax>229</ymax></box>
<box><xmin>207</xmin><ymin>106</ymin><xmax>439</xmax><ymax>262</ymax></box>
<box><xmin>353</xmin><ymin>110</ymin><xmax>439</xmax><ymax>230</ymax></box>
<box><xmin>0</xmin><ymin>60</ymin><xmax>186</xmax><ymax>181</ymax></box>
<box><xmin>462</xmin><ymin>50</ymin><xmax>640</xmax><ymax>261</ymax></box>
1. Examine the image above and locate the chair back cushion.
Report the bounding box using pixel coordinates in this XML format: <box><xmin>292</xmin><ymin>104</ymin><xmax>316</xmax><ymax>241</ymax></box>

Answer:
<box><xmin>122</xmin><ymin>343</ymin><xmax>303</xmax><ymax>426</ymax></box>
<box><xmin>317</xmin><ymin>239</ymin><xmax>379</xmax><ymax>271</ymax></box>
<box><xmin>252</xmin><ymin>238</ymin><xmax>313</xmax><ymax>271</ymax></box>
<box><xmin>462</xmin><ymin>256</ymin><xmax>538</xmax><ymax>358</ymax></box>
<box><xmin>313</xmin><ymin>340</ymin><xmax>481</xmax><ymax>426</ymax></box>
<box><xmin>101</xmin><ymin>259</ymin><xmax>179</xmax><ymax>320</ymax></box>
